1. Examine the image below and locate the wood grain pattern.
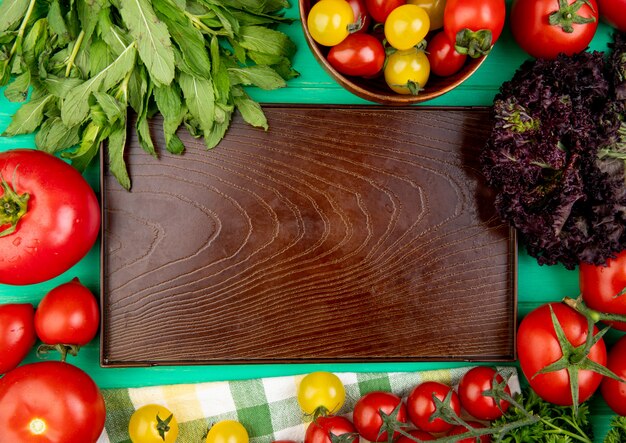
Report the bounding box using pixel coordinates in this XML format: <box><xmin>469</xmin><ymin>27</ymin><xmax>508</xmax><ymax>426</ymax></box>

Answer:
<box><xmin>101</xmin><ymin>106</ymin><xmax>517</xmax><ymax>366</ymax></box>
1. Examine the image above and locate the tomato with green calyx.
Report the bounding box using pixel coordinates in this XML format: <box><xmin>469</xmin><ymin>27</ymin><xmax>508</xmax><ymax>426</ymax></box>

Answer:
<box><xmin>458</xmin><ymin>366</ymin><xmax>510</xmax><ymax>421</ymax></box>
<box><xmin>129</xmin><ymin>404</ymin><xmax>179</xmax><ymax>443</ymax></box>
<box><xmin>407</xmin><ymin>0</ymin><xmax>445</xmax><ymax>30</ymax></box>
<box><xmin>304</xmin><ymin>415</ymin><xmax>358</xmax><ymax>443</ymax></box>
<box><xmin>307</xmin><ymin>0</ymin><xmax>356</xmax><ymax>47</ymax></box>
<box><xmin>510</xmin><ymin>0</ymin><xmax>599</xmax><ymax>59</ymax></box>
<box><xmin>0</xmin><ymin>361</ymin><xmax>105</xmax><ymax>443</ymax></box>
<box><xmin>579</xmin><ymin>249</ymin><xmax>626</xmax><ymax>331</ymax></box>
<box><xmin>0</xmin><ymin>303</ymin><xmax>35</xmax><ymax>374</ymax></box>
<box><xmin>406</xmin><ymin>381</ymin><xmax>460</xmax><ymax>433</ymax></box>
<box><xmin>384</xmin><ymin>4</ymin><xmax>430</xmax><ymax>51</ymax></box>
<box><xmin>327</xmin><ymin>33</ymin><xmax>385</xmax><ymax>77</ymax></box>
<box><xmin>297</xmin><ymin>371</ymin><xmax>346</xmax><ymax>416</ymax></box>
<box><xmin>517</xmin><ymin>302</ymin><xmax>620</xmax><ymax>412</ymax></box>
<box><xmin>601</xmin><ymin>335</ymin><xmax>626</xmax><ymax>416</ymax></box>
<box><xmin>0</xmin><ymin>149</ymin><xmax>100</xmax><ymax>286</ymax></box>
<box><xmin>384</xmin><ymin>48</ymin><xmax>430</xmax><ymax>94</ymax></box>
<box><xmin>347</xmin><ymin>0</ymin><xmax>372</xmax><ymax>33</ymax></box>
<box><xmin>205</xmin><ymin>420</ymin><xmax>249</xmax><ymax>443</ymax></box>
<box><xmin>34</xmin><ymin>278</ymin><xmax>100</xmax><ymax>361</ymax></box>
<box><xmin>353</xmin><ymin>391</ymin><xmax>407</xmax><ymax>442</ymax></box>
<box><xmin>443</xmin><ymin>0</ymin><xmax>505</xmax><ymax>58</ymax></box>
<box><xmin>426</xmin><ymin>31</ymin><xmax>467</xmax><ymax>77</ymax></box>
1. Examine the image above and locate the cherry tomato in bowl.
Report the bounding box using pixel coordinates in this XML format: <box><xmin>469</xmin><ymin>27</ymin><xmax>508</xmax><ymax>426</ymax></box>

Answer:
<box><xmin>427</xmin><ymin>31</ymin><xmax>468</xmax><ymax>77</ymax></box>
<box><xmin>328</xmin><ymin>33</ymin><xmax>385</xmax><ymax>77</ymax></box>
<box><xmin>384</xmin><ymin>4</ymin><xmax>430</xmax><ymax>51</ymax></box>
<box><xmin>384</xmin><ymin>48</ymin><xmax>431</xmax><ymax>94</ymax></box>
<box><xmin>0</xmin><ymin>149</ymin><xmax>100</xmax><ymax>286</ymax></box>
<box><xmin>307</xmin><ymin>0</ymin><xmax>355</xmax><ymax>47</ymax></box>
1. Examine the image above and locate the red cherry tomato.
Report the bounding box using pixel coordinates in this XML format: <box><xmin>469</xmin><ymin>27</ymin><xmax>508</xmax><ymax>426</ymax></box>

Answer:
<box><xmin>365</xmin><ymin>0</ymin><xmax>406</xmax><ymax>23</ymax></box>
<box><xmin>597</xmin><ymin>0</ymin><xmax>626</xmax><ymax>31</ymax></box>
<box><xmin>396</xmin><ymin>429</ymin><xmax>435</xmax><ymax>442</ymax></box>
<box><xmin>406</xmin><ymin>381</ymin><xmax>461</xmax><ymax>433</ymax></box>
<box><xmin>35</xmin><ymin>278</ymin><xmax>100</xmax><ymax>348</ymax></box>
<box><xmin>328</xmin><ymin>33</ymin><xmax>386</xmax><ymax>77</ymax></box>
<box><xmin>457</xmin><ymin>366</ymin><xmax>510</xmax><ymax>421</ymax></box>
<box><xmin>347</xmin><ymin>0</ymin><xmax>372</xmax><ymax>32</ymax></box>
<box><xmin>517</xmin><ymin>302</ymin><xmax>606</xmax><ymax>405</ymax></box>
<box><xmin>579</xmin><ymin>249</ymin><xmax>626</xmax><ymax>331</ymax></box>
<box><xmin>304</xmin><ymin>416</ymin><xmax>358</xmax><ymax>443</ymax></box>
<box><xmin>0</xmin><ymin>303</ymin><xmax>36</xmax><ymax>374</ymax></box>
<box><xmin>353</xmin><ymin>391</ymin><xmax>407</xmax><ymax>442</ymax></box>
<box><xmin>446</xmin><ymin>422</ymin><xmax>489</xmax><ymax>443</ymax></box>
<box><xmin>426</xmin><ymin>31</ymin><xmax>467</xmax><ymax>77</ymax></box>
<box><xmin>0</xmin><ymin>149</ymin><xmax>100</xmax><ymax>286</ymax></box>
<box><xmin>601</xmin><ymin>335</ymin><xmax>626</xmax><ymax>415</ymax></box>
<box><xmin>510</xmin><ymin>0</ymin><xmax>599</xmax><ymax>59</ymax></box>
<box><xmin>443</xmin><ymin>0</ymin><xmax>506</xmax><ymax>58</ymax></box>
<box><xmin>0</xmin><ymin>361</ymin><xmax>106</xmax><ymax>443</ymax></box>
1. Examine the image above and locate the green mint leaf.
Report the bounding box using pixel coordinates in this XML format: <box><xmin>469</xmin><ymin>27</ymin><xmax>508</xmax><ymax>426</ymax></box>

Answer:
<box><xmin>35</xmin><ymin>117</ymin><xmax>81</xmax><ymax>153</ymax></box>
<box><xmin>61</xmin><ymin>42</ymin><xmax>136</xmax><ymax>126</ymax></box>
<box><xmin>128</xmin><ymin>65</ymin><xmax>148</xmax><ymax>114</ymax></box>
<box><xmin>93</xmin><ymin>91</ymin><xmax>125</xmax><ymax>124</ymax></box>
<box><xmin>154</xmin><ymin>84</ymin><xmax>186</xmax><ymax>154</ymax></box>
<box><xmin>153</xmin><ymin>0</ymin><xmax>211</xmax><ymax>79</ymax></box>
<box><xmin>22</xmin><ymin>19</ymin><xmax>48</xmax><ymax>70</ymax></box>
<box><xmin>63</xmin><ymin>121</ymin><xmax>102</xmax><ymax>172</ymax></box>
<box><xmin>89</xmin><ymin>38</ymin><xmax>114</xmax><ymax>76</ymax></box>
<box><xmin>2</xmin><ymin>95</ymin><xmax>53</xmax><ymax>136</ymax></box>
<box><xmin>204</xmin><ymin>118</ymin><xmax>230</xmax><ymax>150</ymax></box>
<box><xmin>98</xmin><ymin>7</ymin><xmax>132</xmax><ymax>56</ymax></box>
<box><xmin>77</xmin><ymin>0</ymin><xmax>103</xmax><ymax>42</ymax></box>
<box><xmin>234</xmin><ymin>93</ymin><xmax>267</xmax><ymax>130</ymax></box>
<box><xmin>0</xmin><ymin>0</ymin><xmax>30</xmax><ymax>33</ymax></box>
<box><xmin>48</xmin><ymin>0</ymin><xmax>71</xmax><ymax>46</ymax></box>
<box><xmin>179</xmin><ymin>72</ymin><xmax>215</xmax><ymax>133</ymax></box>
<box><xmin>238</xmin><ymin>25</ymin><xmax>296</xmax><ymax>57</ymax></box>
<box><xmin>4</xmin><ymin>71</ymin><xmax>30</xmax><ymax>102</ymax></box>
<box><xmin>119</xmin><ymin>0</ymin><xmax>175</xmax><ymax>86</ymax></box>
<box><xmin>44</xmin><ymin>76</ymin><xmax>85</xmax><ymax>99</ymax></box>
<box><xmin>107</xmin><ymin>122</ymin><xmax>131</xmax><ymax>190</ymax></box>
<box><xmin>228</xmin><ymin>65</ymin><xmax>286</xmax><ymax>90</ymax></box>
<box><xmin>206</xmin><ymin>4</ymin><xmax>239</xmax><ymax>38</ymax></box>
<box><xmin>137</xmin><ymin>113</ymin><xmax>156</xmax><ymax>156</ymax></box>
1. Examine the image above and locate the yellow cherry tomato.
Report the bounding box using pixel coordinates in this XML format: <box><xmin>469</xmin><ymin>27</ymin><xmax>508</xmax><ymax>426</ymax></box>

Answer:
<box><xmin>407</xmin><ymin>0</ymin><xmax>446</xmax><ymax>30</ymax></box>
<box><xmin>128</xmin><ymin>404</ymin><xmax>179</xmax><ymax>443</ymax></box>
<box><xmin>384</xmin><ymin>48</ymin><xmax>431</xmax><ymax>95</ymax></box>
<box><xmin>307</xmin><ymin>0</ymin><xmax>355</xmax><ymax>47</ymax></box>
<box><xmin>297</xmin><ymin>371</ymin><xmax>346</xmax><ymax>415</ymax></box>
<box><xmin>384</xmin><ymin>4</ymin><xmax>430</xmax><ymax>51</ymax></box>
<box><xmin>205</xmin><ymin>420</ymin><xmax>249</xmax><ymax>443</ymax></box>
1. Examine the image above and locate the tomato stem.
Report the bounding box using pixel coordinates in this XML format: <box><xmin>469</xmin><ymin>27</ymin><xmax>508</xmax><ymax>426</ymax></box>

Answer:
<box><xmin>0</xmin><ymin>171</ymin><xmax>29</xmax><ymax>238</ymax></box>
<box><xmin>563</xmin><ymin>296</ymin><xmax>626</xmax><ymax>324</ymax></box>
<box><xmin>454</xmin><ymin>28</ymin><xmax>492</xmax><ymax>58</ymax></box>
<box><xmin>548</xmin><ymin>0</ymin><xmax>596</xmax><ymax>33</ymax></box>
<box><xmin>36</xmin><ymin>344</ymin><xmax>81</xmax><ymax>362</ymax></box>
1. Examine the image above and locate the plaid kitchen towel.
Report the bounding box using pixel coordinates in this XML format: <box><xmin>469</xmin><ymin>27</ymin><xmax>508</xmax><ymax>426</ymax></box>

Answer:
<box><xmin>98</xmin><ymin>366</ymin><xmax>520</xmax><ymax>443</ymax></box>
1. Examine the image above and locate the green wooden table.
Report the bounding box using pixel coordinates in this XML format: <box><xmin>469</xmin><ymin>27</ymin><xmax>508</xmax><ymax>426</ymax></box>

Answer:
<box><xmin>0</xmin><ymin>3</ymin><xmax>620</xmax><ymax>441</ymax></box>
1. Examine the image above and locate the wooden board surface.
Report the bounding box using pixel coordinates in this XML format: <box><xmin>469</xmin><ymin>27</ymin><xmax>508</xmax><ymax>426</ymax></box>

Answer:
<box><xmin>101</xmin><ymin>106</ymin><xmax>517</xmax><ymax>366</ymax></box>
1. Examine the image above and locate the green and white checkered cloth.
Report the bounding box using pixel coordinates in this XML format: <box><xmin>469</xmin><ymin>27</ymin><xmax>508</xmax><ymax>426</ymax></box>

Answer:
<box><xmin>98</xmin><ymin>366</ymin><xmax>520</xmax><ymax>443</ymax></box>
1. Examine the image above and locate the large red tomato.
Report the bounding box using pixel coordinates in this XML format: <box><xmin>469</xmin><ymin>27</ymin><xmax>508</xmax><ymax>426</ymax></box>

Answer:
<box><xmin>517</xmin><ymin>302</ymin><xmax>607</xmax><ymax>405</ymax></box>
<box><xmin>35</xmin><ymin>278</ymin><xmax>100</xmax><ymax>350</ymax></box>
<box><xmin>597</xmin><ymin>0</ymin><xmax>626</xmax><ymax>31</ymax></box>
<box><xmin>0</xmin><ymin>361</ymin><xmax>106</xmax><ymax>443</ymax></box>
<box><xmin>0</xmin><ymin>303</ymin><xmax>36</xmax><ymax>373</ymax></box>
<box><xmin>443</xmin><ymin>0</ymin><xmax>506</xmax><ymax>57</ymax></box>
<box><xmin>0</xmin><ymin>149</ymin><xmax>100</xmax><ymax>285</ymax></box>
<box><xmin>579</xmin><ymin>249</ymin><xmax>626</xmax><ymax>330</ymax></box>
<box><xmin>601</xmin><ymin>335</ymin><xmax>626</xmax><ymax>415</ymax></box>
<box><xmin>510</xmin><ymin>0</ymin><xmax>599</xmax><ymax>59</ymax></box>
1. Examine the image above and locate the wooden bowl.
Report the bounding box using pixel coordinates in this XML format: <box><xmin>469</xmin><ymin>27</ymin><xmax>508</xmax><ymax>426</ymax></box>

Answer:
<box><xmin>299</xmin><ymin>0</ymin><xmax>488</xmax><ymax>105</ymax></box>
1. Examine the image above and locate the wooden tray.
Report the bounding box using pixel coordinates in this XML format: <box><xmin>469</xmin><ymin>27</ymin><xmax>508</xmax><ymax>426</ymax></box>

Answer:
<box><xmin>100</xmin><ymin>106</ymin><xmax>517</xmax><ymax>366</ymax></box>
